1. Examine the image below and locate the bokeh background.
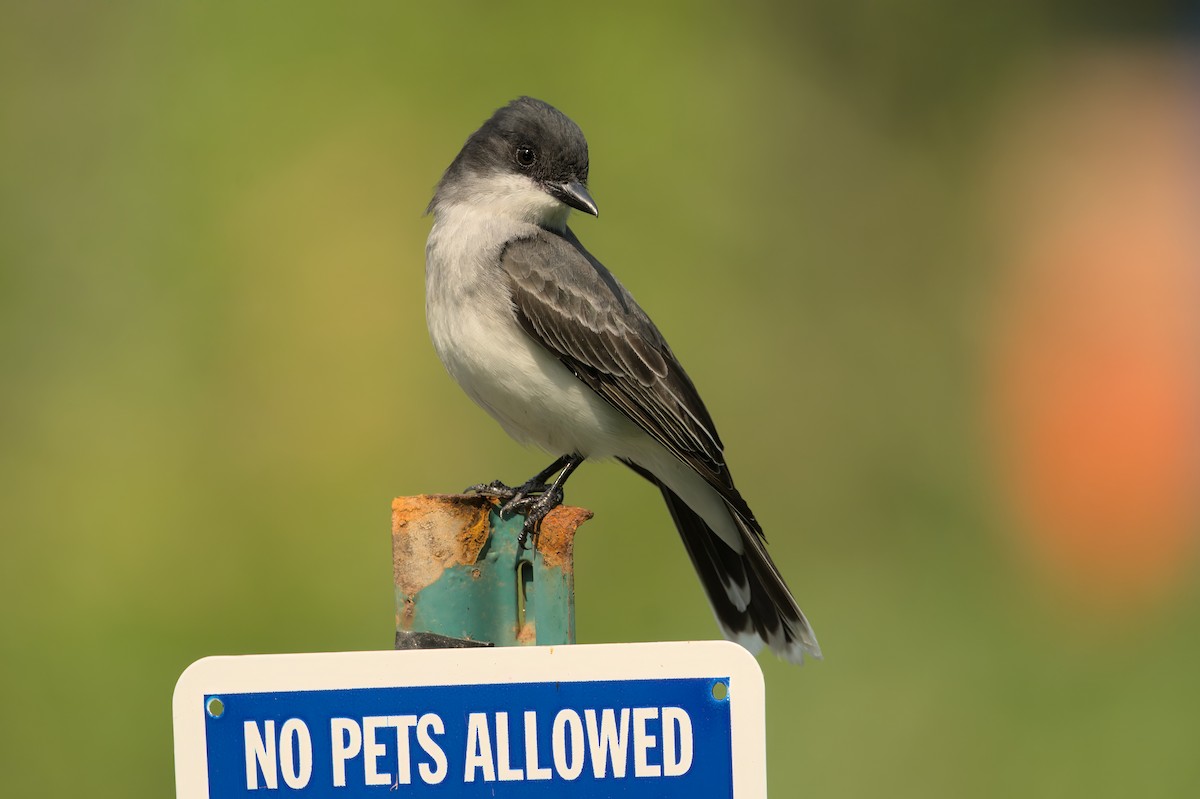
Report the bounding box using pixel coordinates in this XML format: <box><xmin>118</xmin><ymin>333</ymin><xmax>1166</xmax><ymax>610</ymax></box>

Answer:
<box><xmin>3</xmin><ymin>2</ymin><xmax>1199</xmax><ymax>796</ymax></box>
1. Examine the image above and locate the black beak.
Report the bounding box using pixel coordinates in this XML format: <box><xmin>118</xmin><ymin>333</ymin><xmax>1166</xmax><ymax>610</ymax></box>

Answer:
<box><xmin>551</xmin><ymin>180</ymin><xmax>599</xmax><ymax>217</ymax></box>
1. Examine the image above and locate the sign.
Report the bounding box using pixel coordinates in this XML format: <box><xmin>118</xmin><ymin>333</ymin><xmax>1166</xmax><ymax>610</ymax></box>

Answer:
<box><xmin>173</xmin><ymin>641</ymin><xmax>765</xmax><ymax>797</ymax></box>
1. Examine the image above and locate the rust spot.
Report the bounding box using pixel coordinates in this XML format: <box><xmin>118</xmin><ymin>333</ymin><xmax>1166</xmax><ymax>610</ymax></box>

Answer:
<box><xmin>398</xmin><ymin>597</ymin><xmax>416</xmax><ymax>631</ymax></box>
<box><xmin>471</xmin><ymin>568</ymin><xmax>482</xmax><ymax>580</ymax></box>
<box><xmin>515</xmin><ymin>622</ymin><xmax>537</xmax><ymax>645</ymax></box>
<box><xmin>536</xmin><ymin>506</ymin><xmax>593</xmax><ymax>572</ymax></box>
<box><xmin>392</xmin><ymin>495</ymin><xmax>496</xmax><ymax>596</ymax></box>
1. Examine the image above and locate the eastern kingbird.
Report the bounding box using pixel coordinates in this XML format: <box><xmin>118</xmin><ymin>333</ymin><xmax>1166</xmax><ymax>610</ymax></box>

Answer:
<box><xmin>425</xmin><ymin>97</ymin><xmax>820</xmax><ymax>664</ymax></box>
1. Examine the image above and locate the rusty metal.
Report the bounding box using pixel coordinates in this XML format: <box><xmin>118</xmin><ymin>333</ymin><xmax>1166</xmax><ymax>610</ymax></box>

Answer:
<box><xmin>391</xmin><ymin>494</ymin><xmax>591</xmax><ymax>648</ymax></box>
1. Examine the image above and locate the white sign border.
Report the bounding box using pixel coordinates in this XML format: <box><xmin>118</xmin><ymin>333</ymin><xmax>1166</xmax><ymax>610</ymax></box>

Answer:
<box><xmin>173</xmin><ymin>640</ymin><xmax>766</xmax><ymax>798</ymax></box>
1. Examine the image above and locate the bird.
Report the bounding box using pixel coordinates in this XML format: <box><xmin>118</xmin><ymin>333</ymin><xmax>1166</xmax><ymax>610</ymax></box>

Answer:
<box><xmin>424</xmin><ymin>96</ymin><xmax>821</xmax><ymax>664</ymax></box>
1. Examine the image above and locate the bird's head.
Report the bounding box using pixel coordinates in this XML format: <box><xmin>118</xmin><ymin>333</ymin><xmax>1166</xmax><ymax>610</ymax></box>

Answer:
<box><xmin>429</xmin><ymin>97</ymin><xmax>598</xmax><ymax>230</ymax></box>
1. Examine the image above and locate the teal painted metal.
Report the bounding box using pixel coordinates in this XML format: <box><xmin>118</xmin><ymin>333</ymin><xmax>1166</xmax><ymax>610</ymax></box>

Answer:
<box><xmin>392</xmin><ymin>494</ymin><xmax>590</xmax><ymax>648</ymax></box>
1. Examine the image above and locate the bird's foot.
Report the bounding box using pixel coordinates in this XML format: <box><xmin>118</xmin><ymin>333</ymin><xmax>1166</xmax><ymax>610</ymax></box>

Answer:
<box><xmin>508</xmin><ymin>483</ymin><xmax>566</xmax><ymax>551</ymax></box>
<box><xmin>464</xmin><ymin>479</ymin><xmax>523</xmax><ymax>502</ymax></box>
<box><xmin>465</xmin><ymin>475</ymin><xmax>553</xmax><ymax>508</ymax></box>
<box><xmin>466</xmin><ymin>478</ymin><xmax>562</xmax><ymax>548</ymax></box>
<box><xmin>465</xmin><ymin>455</ymin><xmax>581</xmax><ymax>550</ymax></box>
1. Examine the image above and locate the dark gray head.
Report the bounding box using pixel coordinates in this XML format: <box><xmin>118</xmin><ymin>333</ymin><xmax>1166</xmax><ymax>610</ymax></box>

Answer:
<box><xmin>429</xmin><ymin>97</ymin><xmax>598</xmax><ymax>225</ymax></box>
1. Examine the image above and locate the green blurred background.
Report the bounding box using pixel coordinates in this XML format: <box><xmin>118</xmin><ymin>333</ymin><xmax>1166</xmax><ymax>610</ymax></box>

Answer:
<box><xmin>3</xmin><ymin>2</ymin><xmax>1199</xmax><ymax>796</ymax></box>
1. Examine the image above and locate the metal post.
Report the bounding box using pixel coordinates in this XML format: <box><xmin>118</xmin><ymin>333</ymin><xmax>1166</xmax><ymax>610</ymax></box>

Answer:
<box><xmin>392</xmin><ymin>494</ymin><xmax>591</xmax><ymax>650</ymax></box>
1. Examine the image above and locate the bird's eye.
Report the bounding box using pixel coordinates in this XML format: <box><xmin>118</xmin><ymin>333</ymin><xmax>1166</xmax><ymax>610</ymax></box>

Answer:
<box><xmin>515</xmin><ymin>145</ymin><xmax>536</xmax><ymax>167</ymax></box>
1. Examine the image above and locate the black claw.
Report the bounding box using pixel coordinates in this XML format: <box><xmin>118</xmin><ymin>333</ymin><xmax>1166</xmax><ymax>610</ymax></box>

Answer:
<box><xmin>511</xmin><ymin>485</ymin><xmax>566</xmax><ymax>550</ymax></box>
<box><xmin>497</xmin><ymin>495</ymin><xmax>526</xmax><ymax>519</ymax></box>
<box><xmin>465</xmin><ymin>479</ymin><xmax>520</xmax><ymax>500</ymax></box>
<box><xmin>516</xmin><ymin>521</ymin><xmax>537</xmax><ymax>551</ymax></box>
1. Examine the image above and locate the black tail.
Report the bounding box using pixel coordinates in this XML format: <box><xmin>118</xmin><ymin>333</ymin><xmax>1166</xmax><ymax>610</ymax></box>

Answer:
<box><xmin>623</xmin><ymin>461</ymin><xmax>821</xmax><ymax>664</ymax></box>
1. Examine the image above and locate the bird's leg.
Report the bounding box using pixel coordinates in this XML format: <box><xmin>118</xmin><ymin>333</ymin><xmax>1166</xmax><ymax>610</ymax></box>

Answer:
<box><xmin>464</xmin><ymin>455</ymin><xmax>570</xmax><ymax>504</ymax></box>
<box><xmin>511</xmin><ymin>455</ymin><xmax>584</xmax><ymax>550</ymax></box>
<box><xmin>466</xmin><ymin>454</ymin><xmax>585</xmax><ymax>548</ymax></box>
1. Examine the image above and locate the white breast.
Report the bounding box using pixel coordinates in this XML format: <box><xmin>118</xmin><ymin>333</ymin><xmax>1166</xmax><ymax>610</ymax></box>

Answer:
<box><xmin>424</xmin><ymin>202</ymin><xmax>643</xmax><ymax>459</ymax></box>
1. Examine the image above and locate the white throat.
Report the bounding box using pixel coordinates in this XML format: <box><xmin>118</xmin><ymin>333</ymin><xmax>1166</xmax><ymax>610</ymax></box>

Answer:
<box><xmin>434</xmin><ymin>171</ymin><xmax>570</xmax><ymax>232</ymax></box>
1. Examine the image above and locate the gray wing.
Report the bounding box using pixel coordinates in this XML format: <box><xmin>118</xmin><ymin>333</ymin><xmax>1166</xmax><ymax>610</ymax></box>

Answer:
<box><xmin>499</xmin><ymin>228</ymin><xmax>760</xmax><ymax>532</ymax></box>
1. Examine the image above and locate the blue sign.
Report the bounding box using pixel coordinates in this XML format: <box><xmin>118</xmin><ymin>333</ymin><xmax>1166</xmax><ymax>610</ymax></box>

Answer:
<box><xmin>174</xmin><ymin>643</ymin><xmax>767</xmax><ymax>798</ymax></box>
<box><xmin>203</xmin><ymin>677</ymin><xmax>730</xmax><ymax>797</ymax></box>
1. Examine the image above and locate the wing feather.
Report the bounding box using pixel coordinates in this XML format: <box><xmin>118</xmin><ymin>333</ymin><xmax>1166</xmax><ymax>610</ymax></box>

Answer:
<box><xmin>499</xmin><ymin>228</ymin><xmax>760</xmax><ymax>531</ymax></box>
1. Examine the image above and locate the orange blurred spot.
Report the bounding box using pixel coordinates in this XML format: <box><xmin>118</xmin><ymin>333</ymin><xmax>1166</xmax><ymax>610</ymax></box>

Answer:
<box><xmin>989</xmin><ymin>51</ymin><xmax>1200</xmax><ymax>605</ymax></box>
